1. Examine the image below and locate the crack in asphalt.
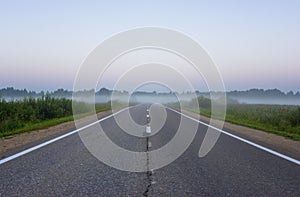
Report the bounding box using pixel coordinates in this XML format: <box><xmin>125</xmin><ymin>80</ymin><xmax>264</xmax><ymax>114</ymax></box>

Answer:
<box><xmin>143</xmin><ymin>137</ymin><xmax>152</xmax><ymax>197</ymax></box>
<box><xmin>143</xmin><ymin>106</ymin><xmax>154</xmax><ymax>197</ymax></box>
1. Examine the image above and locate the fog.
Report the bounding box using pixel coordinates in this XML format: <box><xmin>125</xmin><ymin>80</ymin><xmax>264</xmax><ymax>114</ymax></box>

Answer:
<box><xmin>2</xmin><ymin>92</ymin><xmax>300</xmax><ymax>106</ymax></box>
<box><xmin>95</xmin><ymin>94</ymin><xmax>194</xmax><ymax>104</ymax></box>
<box><xmin>228</xmin><ymin>97</ymin><xmax>300</xmax><ymax>106</ymax></box>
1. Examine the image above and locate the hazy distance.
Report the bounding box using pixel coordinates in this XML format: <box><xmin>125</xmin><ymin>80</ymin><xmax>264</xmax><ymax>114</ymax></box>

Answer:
<box><xmin>0</xmin><ymin>1</ymin><xmax>299</xmax><ymax>92</ymax></box>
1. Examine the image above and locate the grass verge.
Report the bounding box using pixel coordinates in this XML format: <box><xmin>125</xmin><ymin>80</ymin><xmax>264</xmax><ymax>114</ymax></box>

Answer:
<box><xmin>0</xmin><ymin>107</ymin><xmax>111</xmax><ymax>138</ymax></box>
<box><xmin>185</xmin><ymin>106</ymin><xmax>300</xmax><ymax>141</ymax></box>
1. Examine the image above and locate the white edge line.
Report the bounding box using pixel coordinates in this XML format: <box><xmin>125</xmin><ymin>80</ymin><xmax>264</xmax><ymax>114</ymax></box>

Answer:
<box><xmin>168</xmin><ymin>108</ymin><xmax>300</xmax><ymax>166</ymax></box>
<box><xmin>2</xmin><ymin>106</ymin><xmax>299</xmax><ymax>166</ymax></box>
<box><xmin>0</xmin><ymin>107</ymin><xmax>129</xmax><ymax>165</ymax></box>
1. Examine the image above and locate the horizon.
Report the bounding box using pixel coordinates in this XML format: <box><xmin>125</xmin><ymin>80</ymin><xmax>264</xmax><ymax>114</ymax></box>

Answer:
<box><xmin>0</xmin><ymin>86</ymin><xmax>299</xmax><ymax>95</ymax></box>
<box><xmin>0</xmin><ymin>1</ymin><xmax>300</xmax><ymax>92</ymax></box>
<box><xmin>2</xmin><ymin>86</ymin><xmax>300</xmax><ymax>106</ymax></box>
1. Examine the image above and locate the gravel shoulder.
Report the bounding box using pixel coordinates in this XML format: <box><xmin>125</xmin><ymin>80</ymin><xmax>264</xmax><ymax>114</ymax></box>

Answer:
<box><xmin>181</xmin><ymin>109</ymin><xmax>300</xmax><ymax>161</ymax></box>
<box><xmin>0</xmin><ymin>110</ymin><xmax>112</xmax><ymax>156</ymax></box>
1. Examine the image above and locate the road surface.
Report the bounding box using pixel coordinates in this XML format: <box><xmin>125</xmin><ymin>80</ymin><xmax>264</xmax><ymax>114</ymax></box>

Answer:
<box><xmin>0</xmin><ymin>104</ymin><xmax>299</xmax><ymax>196</ymax></box>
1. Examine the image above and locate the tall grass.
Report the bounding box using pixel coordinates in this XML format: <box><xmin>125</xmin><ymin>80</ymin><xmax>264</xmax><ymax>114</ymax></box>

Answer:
<box><xmin>178</xmin><ymin>96</ymin><xmax>300</xmax><ymax>141</ymax></box>
<box><xmin>225</xmin><ymin>104</ymin><xmax>300</xmax><ymax>140</ymax></box>
<box><xmin>0</xmin><ymin>96</ymin><xmax>113</xmax><ymax>137</ymax></box>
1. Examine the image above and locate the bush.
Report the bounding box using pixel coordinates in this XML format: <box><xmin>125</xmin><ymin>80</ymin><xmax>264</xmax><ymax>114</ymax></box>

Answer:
<box><xmin>1</xmin><ymin>96</ymin><xmax>76</xmax><ymax>135</ymax></box>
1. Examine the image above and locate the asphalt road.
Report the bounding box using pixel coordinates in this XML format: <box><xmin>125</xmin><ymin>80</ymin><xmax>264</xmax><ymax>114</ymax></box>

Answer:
<box><xmin>0</xmin><ymin>104</ymin><xmax>299</xmax><ymax>196</ymax></box>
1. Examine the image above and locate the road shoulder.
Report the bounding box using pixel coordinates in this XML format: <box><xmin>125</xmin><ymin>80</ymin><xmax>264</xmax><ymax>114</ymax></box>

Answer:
<box><xmin>180</xmin><ymin>109</ymin><xmax>300</xmax><ymax>161</ymax></box>
<box><xmin>0</xmin><ymin>110</ymin><xmax>112</xmax><ymax>158</ymax></box>
<box><xmin>1</xmin><ymin>108</ymin><xmax>299</xmax><ymax>161</ymax></box>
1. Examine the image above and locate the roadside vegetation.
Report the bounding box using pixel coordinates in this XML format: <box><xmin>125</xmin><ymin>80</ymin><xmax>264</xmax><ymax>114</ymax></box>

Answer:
<box><xmin>2</xmin><ymin>93</ymin><xmax>300</xmax><ymax>141</ymax></box>
<box><xmin>178</xmin><ymin>96</ymin><xmax>300</xmax><ymax>141</ymax></box>
<box><xmin>0</xmin><ymin>95</ymin><xmax>114</xmax><ymax>138</ymax></box>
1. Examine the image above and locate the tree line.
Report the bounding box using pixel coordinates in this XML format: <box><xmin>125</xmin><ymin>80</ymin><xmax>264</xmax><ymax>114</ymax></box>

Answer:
<box><xmin>2</xmin><ymin>87</ymin><xmax>300</xmax><ymax>100</ymax></box>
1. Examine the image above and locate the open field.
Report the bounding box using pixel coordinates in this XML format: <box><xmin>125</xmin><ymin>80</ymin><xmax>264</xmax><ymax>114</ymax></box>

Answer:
<box><xmin>180</xmin><ymin>96</ymin><xmax>300</xmax><ymax>141</ymax></box>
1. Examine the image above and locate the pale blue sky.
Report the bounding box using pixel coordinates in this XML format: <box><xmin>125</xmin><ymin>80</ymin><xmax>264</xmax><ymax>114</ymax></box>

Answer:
<box><xmin>0</xmin><ymin>0</ymin><xmax>299</xmax><ymax>92</ymax></box>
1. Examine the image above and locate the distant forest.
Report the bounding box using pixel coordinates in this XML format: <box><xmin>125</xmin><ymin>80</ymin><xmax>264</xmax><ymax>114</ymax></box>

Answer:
<box><xmin>1</xmin><ymin>87</ymin><xmax>300</xmax><ymax>99</ymax></box>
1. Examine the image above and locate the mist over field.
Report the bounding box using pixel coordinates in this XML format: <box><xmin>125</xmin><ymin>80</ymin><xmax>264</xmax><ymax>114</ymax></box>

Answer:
<box><xmin>1</xmin><ymin>87</ymin><xmax>300</xmax><ymax>106</ymax></box>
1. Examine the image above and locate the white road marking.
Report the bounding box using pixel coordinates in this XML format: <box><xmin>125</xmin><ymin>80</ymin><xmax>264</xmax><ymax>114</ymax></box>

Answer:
<box><xmin>148</xmin><ymin>141</ymin><xmax>152</xmax><ymax>148</ymax></box>
<box><xmin>0</xmin><ymin>108</ymin><xmax>129</xmax><ymax>165</ymax></box>
<box><xmin>2</xmin><ymin>105</ymin><xmax>299</xmax><ymax>167</ymax></box>
<box><xmin>168</xmin><ymin>108</ymin><xmax>300</xmax><ymax>166</ymax></box>
<box><xmin>146</xmin><ymin>108</ymin><xmax>151</xmax><ymax>134</ymax></box>
<box><xmin>146</xmin><ymin>126</ymin><xmax>151</xmax><ymax>134</ymax></box>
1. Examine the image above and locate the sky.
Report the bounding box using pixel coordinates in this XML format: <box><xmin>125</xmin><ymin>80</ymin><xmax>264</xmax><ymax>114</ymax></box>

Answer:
<box><xmin>0</xmin><ymin>0</ymin><xmax>299</xmax><ymax>92</ymax></box>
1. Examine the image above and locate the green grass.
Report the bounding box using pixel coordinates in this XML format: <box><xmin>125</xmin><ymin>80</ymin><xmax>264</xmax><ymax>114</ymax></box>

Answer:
<box><xmin>183</xmin><ymin>103</ymin><xmax>300</xmax><ymax>141</ymax></box>
<box><xmin>170</xmin><ymin>96</ymin><xmax>300</xmax><ymax>141</ymax></box>
<box><xmin>223</xmin><ymin>106</ymin><xmax>300</xmax><ymax>141</ymax></box>
<box><xmin>0</xmin><ymin>96</ymin><xmax>125</xmax><ymax>138</ymax></box>
<box><xmin>0</xmin><ymin>105</ymin><xmax>112</xmax><ymax>138</ymax></box>
<box><xmin>1</xmin><ymin>115</ymin><xmax>74</xmax><ymax>138</ymax></box>
<box><xmin>225</xmin><ymin>117</ymin><xmax>300</xmax><ymax>141</ymax></box>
